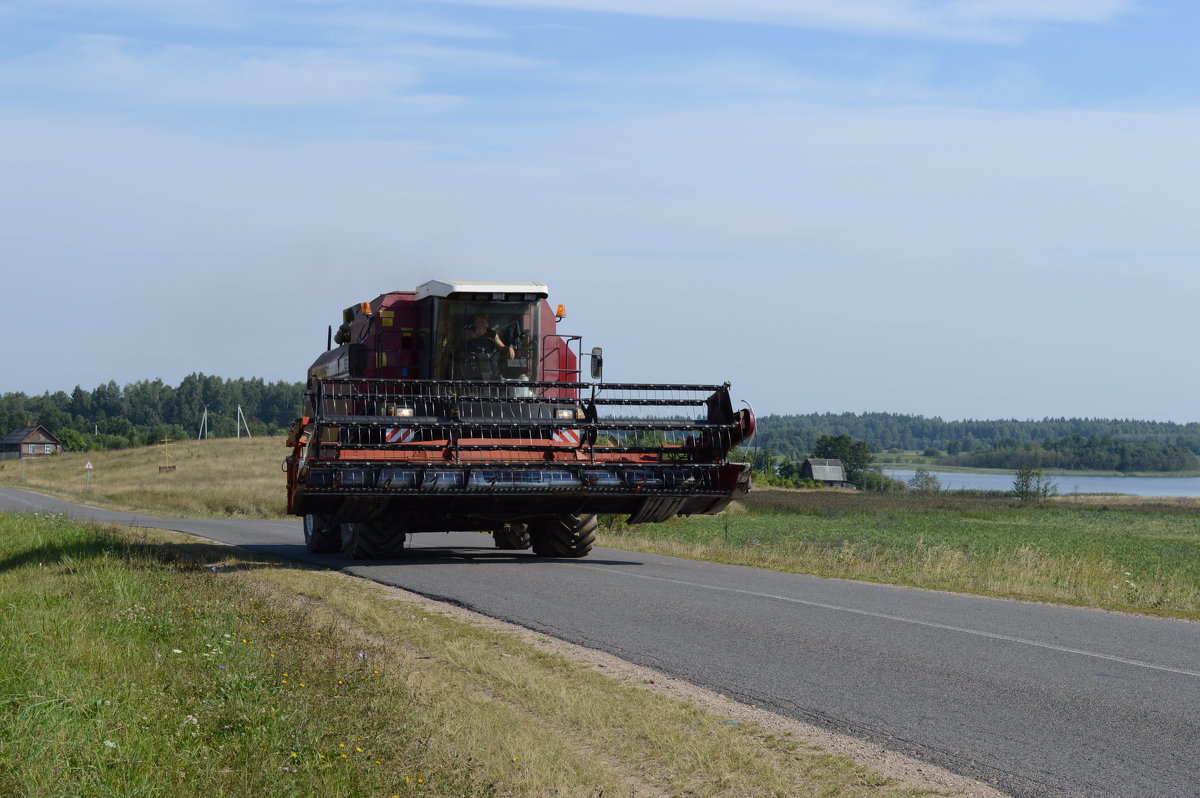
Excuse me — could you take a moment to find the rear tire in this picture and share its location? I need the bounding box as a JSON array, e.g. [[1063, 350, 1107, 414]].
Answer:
[[492, 523, 532, 550], [530, 513, 597, 558], [304, 514, 341, 553], [341, 521, 407, 560]]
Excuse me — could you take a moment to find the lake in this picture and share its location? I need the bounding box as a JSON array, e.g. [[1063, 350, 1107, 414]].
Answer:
[[883, 469, 1200, 498]]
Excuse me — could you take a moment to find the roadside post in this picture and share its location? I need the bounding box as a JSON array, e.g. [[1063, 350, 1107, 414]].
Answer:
[[84, 461, 93, 493], [19, 457, 25, 483]]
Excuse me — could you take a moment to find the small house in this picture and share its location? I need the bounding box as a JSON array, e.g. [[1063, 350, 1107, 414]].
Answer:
[[800, 457, 855, 489], [0, 426, 64, 461]]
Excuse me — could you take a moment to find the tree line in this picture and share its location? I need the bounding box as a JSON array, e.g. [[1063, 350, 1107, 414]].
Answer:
[[940, 435, 1196, 473], [755, 412, 1200, 469], [1, 374, 305, 451]]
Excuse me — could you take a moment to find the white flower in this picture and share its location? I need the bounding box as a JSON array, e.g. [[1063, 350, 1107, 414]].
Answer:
[[172, 649, 183, 654], [104, 740, 117, 749]]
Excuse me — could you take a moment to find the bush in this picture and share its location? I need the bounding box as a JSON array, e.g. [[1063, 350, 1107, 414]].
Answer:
[[907, 468, 941, 494], [859, 469, 906, 493]]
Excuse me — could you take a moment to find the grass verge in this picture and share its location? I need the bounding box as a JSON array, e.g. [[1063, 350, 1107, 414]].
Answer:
[[0, 512, 940, 797]]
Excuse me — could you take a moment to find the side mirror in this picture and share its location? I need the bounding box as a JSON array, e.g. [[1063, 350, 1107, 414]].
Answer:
[[589, 346, 604, 381]]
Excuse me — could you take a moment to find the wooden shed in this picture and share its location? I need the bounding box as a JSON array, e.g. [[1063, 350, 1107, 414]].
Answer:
[[800, 458, 855, 489], [0, 426, 64, 460]]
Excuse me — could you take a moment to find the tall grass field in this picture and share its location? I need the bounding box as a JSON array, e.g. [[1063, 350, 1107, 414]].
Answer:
[[602, 489, 1200, 618]]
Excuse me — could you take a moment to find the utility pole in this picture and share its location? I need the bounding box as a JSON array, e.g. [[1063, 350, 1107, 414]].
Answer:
[[236, 405, 252, 438], [197, 406, 209, 440]]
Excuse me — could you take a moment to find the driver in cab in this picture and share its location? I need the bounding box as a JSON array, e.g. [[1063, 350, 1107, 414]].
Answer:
[[463, 314, 515, 379]]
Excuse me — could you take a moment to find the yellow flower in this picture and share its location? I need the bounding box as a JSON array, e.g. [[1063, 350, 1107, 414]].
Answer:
[[290, 753, 298, 758]]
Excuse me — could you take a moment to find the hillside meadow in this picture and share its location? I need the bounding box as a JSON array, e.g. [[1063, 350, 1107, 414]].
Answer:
[[3, 438, 1199, 617]]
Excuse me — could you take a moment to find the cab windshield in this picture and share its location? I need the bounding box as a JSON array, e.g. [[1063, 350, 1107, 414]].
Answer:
[[431, 298, 540, 381]]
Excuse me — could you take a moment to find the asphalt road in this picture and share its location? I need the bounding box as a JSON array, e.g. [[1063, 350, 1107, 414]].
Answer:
[[3, 485, 1197, 798]]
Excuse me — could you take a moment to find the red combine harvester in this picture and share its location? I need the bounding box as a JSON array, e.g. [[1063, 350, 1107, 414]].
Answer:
[[285, 280, 755, 559]]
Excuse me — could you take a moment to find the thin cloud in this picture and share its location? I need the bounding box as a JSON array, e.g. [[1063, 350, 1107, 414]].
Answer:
[[425, 0, 1135, 40], [0, 34, 539, 113]]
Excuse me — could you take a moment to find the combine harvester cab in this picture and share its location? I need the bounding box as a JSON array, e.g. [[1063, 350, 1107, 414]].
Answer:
[[286, 280, 755, 559]]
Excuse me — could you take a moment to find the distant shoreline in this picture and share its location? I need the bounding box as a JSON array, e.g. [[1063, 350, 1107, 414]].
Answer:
[[875, 461, 1200, 479]]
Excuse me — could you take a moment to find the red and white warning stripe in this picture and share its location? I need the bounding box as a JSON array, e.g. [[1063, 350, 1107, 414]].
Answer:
[[551, 429, 581, 445], [385, 427, 417, 444]]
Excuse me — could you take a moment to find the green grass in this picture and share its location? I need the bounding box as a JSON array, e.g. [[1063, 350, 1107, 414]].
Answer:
[[0, 513, 938, 798], [601, 490, 1200, 618], [0, 513, 472, 797]]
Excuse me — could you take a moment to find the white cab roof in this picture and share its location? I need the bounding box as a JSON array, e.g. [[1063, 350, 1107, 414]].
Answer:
[[416, 280, 549, 300]]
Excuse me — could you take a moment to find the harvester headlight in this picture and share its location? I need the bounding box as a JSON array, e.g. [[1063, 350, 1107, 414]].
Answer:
[[555, 408, 575, 420], [388, 406, 415, 418]]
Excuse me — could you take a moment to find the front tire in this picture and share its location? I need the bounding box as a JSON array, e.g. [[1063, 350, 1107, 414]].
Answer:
[[341, 521, 406, 560], [530, 514, 597, 558], [492, 523, 532, 550], [304, 514, 341, 553]]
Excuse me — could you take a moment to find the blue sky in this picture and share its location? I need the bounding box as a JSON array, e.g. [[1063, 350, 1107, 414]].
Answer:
[[2, 1, 1197, 421]]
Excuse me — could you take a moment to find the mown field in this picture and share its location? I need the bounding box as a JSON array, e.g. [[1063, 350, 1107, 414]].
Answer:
[[0, 437, 288, 518], [4, 439, 1199, 617], [0, 512, 933, 797]]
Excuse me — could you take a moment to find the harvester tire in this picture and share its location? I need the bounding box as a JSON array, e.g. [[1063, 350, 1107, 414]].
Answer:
[[530, 513, 597, 558], [304, 514, 341, 553], [492, 523, 532, 550], [340, 522, 406, 560]]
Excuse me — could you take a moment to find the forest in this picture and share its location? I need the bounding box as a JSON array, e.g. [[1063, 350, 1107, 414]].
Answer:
[[1, 374, 304, 450], [755, 412, 1200, 467]]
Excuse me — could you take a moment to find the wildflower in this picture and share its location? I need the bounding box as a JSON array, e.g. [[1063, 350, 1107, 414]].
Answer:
[[355, 747, 362, 752], [357, 652, 368, 660], [171, 649, 183, 654], [103, 740, 117, 749], [290, 753, 298, 758]]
